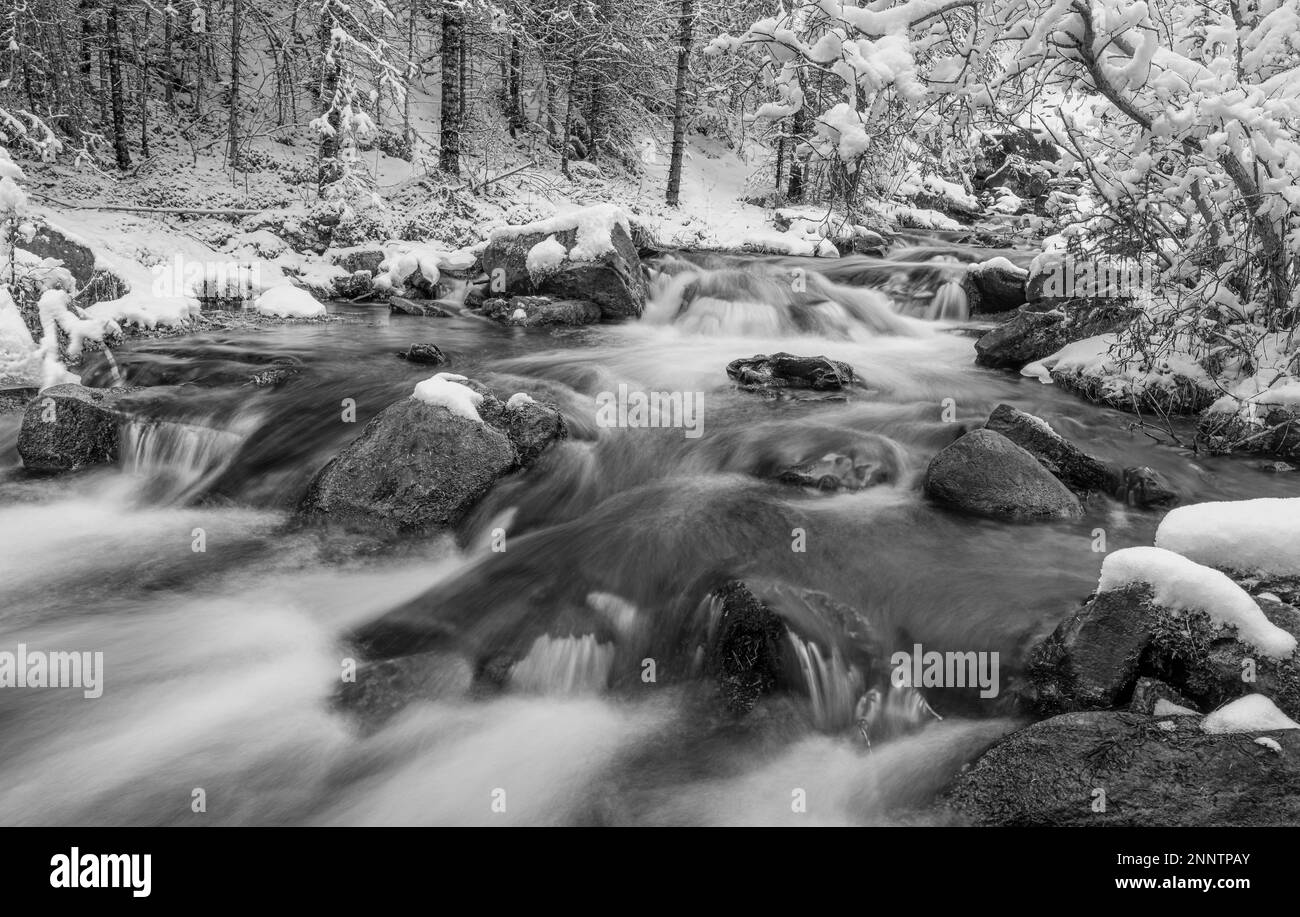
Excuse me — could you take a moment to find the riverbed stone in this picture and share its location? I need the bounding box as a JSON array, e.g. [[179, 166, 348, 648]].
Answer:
[[727, 353, 855, 391], [17, 383, 138, 474], [923, 428, 1083, 519], [946, 710, 1300, 826], [985, 403, 1110, 494]]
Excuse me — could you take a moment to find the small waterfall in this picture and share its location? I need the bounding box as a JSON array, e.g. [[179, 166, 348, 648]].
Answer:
[[509, 634, 615, 696], [855, 684, 943, 744], [121, 416, 252, 504], [787, 633, 865, 731], [927, 281, 969, 320]]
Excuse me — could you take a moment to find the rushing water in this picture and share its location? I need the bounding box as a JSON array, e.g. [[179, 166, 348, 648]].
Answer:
[[2, 243, 1296, 826]]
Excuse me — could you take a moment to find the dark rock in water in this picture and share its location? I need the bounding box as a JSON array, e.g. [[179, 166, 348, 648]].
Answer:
[[335, 650, 474, 728], [17, 383, 138, 474], [298, 378, 567, 534], [946, 710, 1300, 826], [973, 309, 1066, 369], [705, 581, 788, 715], [1027, 584, 1160, 713], [974, 300, 1136, 371], [727, 353, 855, 391], [923, 428, 1083, 520], [1112, 465, 1177, 507], [389, 296, 451, 317], [332, 269, 375, 300], [1129, 676, 1198, 715], [777, 451, 892, 491], [961, 260, 1028, 314], [1026, 582, 1300, 721], [480, 220, 646, 319], [985, 403, 1109, 494], [481, 295, 602, 326], [395, 343, 447, 365], [247, 365, 299, 387]]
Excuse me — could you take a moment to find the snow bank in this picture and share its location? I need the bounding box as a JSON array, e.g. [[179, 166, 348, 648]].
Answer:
[[1022, 332, 1213, 407], [1155, 498, 1300, 577], [490, 204, 630, 263], [0, 286, 41, 385], [921, 174, 979, 212], [1098, 546, 1297, 659], [1202, 695, 1300, 734], [411, 372, 483, 422], [253, 285, 326, 318]]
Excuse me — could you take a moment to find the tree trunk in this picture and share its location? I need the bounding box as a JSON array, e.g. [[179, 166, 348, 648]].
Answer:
[[106, 3, 132, 170], [665, 0, 695, 206], [438, 3, 462, 175], [317, 0, 342, 192], [788, 98, 807, 202], [508, 36, 523, 136], [228, 0, 241, 163]]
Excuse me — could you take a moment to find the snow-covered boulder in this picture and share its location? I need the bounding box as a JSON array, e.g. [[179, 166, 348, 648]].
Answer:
[[17, 383, 138, 474], [923, 428, 1084, 520], [480, 205, 646, 319], [298, 375, 566, 534], [253, 285, 327, 319], [15, 224, 128, 305], [1027, 546, 1300, 719]]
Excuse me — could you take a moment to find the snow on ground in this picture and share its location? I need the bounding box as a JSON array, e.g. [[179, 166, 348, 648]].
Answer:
[[1202, 695, 1300, 734], [1098, 546, 1297, 659], [1021, 332, 1213, 406], [253, 285, 326, 318], [411, 372, 483, 422], [1155, 498, 1300, 576]]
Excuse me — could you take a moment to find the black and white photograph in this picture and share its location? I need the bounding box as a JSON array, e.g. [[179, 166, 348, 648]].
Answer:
[[0, 0, 1296, 876]]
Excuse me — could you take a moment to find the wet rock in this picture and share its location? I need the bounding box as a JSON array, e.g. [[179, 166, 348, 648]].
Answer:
[[923, 428, 1084, 520], [334, 249, 385, 276], [389, 296, 452, 317], [777, 451, 892, 491], [480, 220, 646, 319], [332, 269, 375, 300], [961, 260, 1028, 315], [298, 378, 567, 534], [335, 650, 474, 729], [1026, 582, 1300, 720], [395, 344, 447, 366], [946, 710, 1300, 826], [705, 581, 788, 715], [1129, 676, 1198, 715], [974, 301, 1136, 371], [985, 403, 1110, 494], [480, 295, 602, 326], [0, 386, 39, 413], [1111, 465, 1178, 507], [726, 353, 855, 391], [17, 383, 138, 474]]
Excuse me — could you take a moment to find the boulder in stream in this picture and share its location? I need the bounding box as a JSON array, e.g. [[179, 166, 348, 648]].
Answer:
[[17, 383, 138, 474], [726, 353, 855, 392], [480, 295, 602, 326], [946, 710, 1300, 826], [985, 403, 1110, 494], [960, 258, 1028, 315], [923, 428, 1083, 520], [705, 580, 789, 715], [298, 376, 567, 534]]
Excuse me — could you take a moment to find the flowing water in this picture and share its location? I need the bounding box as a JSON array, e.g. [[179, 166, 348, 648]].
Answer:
[[1, 242, 1295, 826]]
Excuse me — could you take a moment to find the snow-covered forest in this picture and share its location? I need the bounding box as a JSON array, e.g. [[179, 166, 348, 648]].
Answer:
[[2, 0, 1300, 831]]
